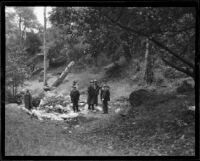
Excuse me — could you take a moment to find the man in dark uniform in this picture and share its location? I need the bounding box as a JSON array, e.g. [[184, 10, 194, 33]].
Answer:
[[100, 84, 110, 114], [70, 86, 80, 112], [87, 80, 95, 111], [94, 79, 100, 106], [24, 89, 33, 110]]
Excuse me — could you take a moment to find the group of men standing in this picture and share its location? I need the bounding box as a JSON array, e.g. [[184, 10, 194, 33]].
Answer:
[[23, 80, 110, 114], [70, 80, 110, 114]]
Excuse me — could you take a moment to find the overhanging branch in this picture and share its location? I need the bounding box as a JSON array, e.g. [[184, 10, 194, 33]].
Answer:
[[102, 11, 195, 69], [162, 58, 194, 78]]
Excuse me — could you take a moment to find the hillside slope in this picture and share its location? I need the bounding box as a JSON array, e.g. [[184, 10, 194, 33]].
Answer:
[[5, 65, 195, 156]]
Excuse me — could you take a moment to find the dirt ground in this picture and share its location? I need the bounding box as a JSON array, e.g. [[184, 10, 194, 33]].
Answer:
[[5, 67, 195, 156], [5, 89, 195, 156]]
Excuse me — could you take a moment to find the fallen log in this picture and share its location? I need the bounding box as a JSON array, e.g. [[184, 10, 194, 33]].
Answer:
[[51, 61, 75, 87]]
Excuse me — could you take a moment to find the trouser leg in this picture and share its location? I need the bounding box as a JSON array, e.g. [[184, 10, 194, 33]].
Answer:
[[103, 101, 108, 113], [72, 103, 76, 112], [75, 102, 79, 112], [95, 96, 98, 106], [91, 104, 94, 110]]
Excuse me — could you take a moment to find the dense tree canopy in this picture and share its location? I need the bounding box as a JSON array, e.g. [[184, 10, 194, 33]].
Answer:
[[5, 6, 196, 97], [49, 7, 195, 78]]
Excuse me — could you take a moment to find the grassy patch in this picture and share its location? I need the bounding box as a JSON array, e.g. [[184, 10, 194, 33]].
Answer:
[[5, 90, 195, 156]]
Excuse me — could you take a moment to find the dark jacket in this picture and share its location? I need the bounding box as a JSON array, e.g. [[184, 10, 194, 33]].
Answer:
[[70, 89, 80, 103], [87, 86, 95, 104], [94, 84, 100, 104], [24, 93, 32, 110], [100, 89, 110, 102]]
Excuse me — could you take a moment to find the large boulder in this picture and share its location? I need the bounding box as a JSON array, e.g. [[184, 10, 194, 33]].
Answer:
[[129, 89, 151, 107], [176, 80, 194, 93]]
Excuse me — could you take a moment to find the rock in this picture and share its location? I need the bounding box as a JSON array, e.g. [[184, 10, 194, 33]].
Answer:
[[79, 102, 86, 106], [176, 80, 194, 93], [39, 99, 46, 107], [115, 108, 121, 113], [176, 94, 187, 98], [96, 106, 102, 111], [59, 113, 71, 119], [188, 106, 195, 111], [45, 91, 56, 98], [84, 104, 88, 110], [75, 125, 80, 128], [108, 145, 113, 149], [129, 89, 150, 107]]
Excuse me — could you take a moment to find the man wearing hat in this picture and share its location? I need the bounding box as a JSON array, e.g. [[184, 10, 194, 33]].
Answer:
[[24, 89, 33, 110], [70, 86, 80, 112], [72, 80, 79, 89], [87, 80, 95, 111], [94, 79, 100, 107], [100, 84, 110, 114]]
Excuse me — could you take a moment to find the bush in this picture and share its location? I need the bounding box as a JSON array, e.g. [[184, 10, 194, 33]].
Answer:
[[164, 67, 187, 79], [5, 89, 22, 104]]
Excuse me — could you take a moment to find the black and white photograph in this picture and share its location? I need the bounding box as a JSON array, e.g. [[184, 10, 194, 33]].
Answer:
[[3, 3, 197, 157]]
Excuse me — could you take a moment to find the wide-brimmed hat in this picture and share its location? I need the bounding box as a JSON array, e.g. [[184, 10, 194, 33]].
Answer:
[[90, 80, 94, 83], [94, 79, 97, 82]]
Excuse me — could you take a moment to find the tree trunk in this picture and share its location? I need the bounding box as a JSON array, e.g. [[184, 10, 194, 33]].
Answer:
[[94, 55, 98, 66], [144, 39, 153, 85], [43, 7, 47, 86], [122, 43, 132, 62], [12, 81, 15, 97], [19, 15, 22, 49], [51, 61, 75, 87]]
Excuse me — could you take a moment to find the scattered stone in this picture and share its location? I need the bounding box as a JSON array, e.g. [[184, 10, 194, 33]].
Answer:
[[188, 106, 195, 111], [115, 108, 121, 113], [176, 94, 187, 98], [108, 145, 113, 149], [180, 135, 185, 140], [75, 125, 80, 128], [96, 106, 102, 111]]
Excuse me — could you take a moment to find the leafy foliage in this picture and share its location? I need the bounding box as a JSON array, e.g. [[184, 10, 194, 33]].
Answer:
[[6, 7, 42, 98], [25, 31, 42, 55], [49, 7, 195, 79]]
